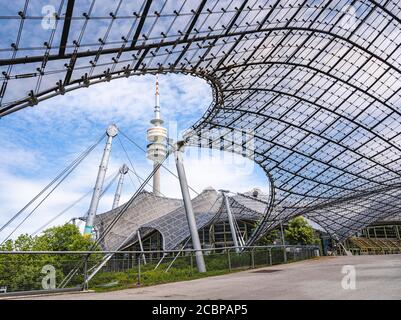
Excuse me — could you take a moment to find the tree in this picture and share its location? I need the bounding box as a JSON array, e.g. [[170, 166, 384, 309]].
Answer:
[[0, 234, 42, 291], [0, 224, 99, 292], [35, 223, 94, 251], [257, 229, 279, 245], [284, 216, 319, 245]]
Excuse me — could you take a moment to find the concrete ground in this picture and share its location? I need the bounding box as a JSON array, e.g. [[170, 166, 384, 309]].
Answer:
[[11, 255, 401, 300]]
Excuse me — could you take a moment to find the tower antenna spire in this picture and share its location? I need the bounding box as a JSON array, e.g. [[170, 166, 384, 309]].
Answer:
[[155, 73, 160, 120]]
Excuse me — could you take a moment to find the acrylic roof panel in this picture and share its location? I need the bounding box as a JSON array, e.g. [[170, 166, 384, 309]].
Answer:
[[2, 1, 401, 242]]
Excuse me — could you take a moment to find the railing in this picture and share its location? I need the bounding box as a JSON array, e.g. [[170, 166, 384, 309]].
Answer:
[[347, 237, 401, 255], [0, 245, 320, 296]]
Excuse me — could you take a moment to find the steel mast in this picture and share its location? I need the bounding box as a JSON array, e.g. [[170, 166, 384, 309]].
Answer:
[[84, 124, 118, 236], [173, 141, 206, 273], [220, 190, 240, 253], [112, 164, 129, 209]]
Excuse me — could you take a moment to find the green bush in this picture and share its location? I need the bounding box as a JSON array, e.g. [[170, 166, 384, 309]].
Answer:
[[0, 224, 100, 292]]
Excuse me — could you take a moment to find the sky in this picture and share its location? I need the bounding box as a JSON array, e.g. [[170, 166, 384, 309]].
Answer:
[[0, 73, 268, 240]]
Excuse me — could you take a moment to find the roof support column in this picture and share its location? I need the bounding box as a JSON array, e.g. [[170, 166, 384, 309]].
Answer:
[[173, 141, 206, 273], [280, 220, 287, 263], [137, 230, 147, 265], [84, 124, 118, 236], [221, 190, 240, 253], [112, 164, 129, 209]]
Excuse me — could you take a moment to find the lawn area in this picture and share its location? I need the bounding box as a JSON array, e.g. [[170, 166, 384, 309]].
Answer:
[[89, 249, 319, 292], [91, 267, 244, 293], [90, 253, 246, 292]]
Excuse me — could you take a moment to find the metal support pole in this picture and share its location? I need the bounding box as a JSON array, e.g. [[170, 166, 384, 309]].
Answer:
[[127, 257, 130, 282], [84, 124, 118, 235], [112, 164, 129, 209], [280, 220, 287, 263], [396, 225, 400, 240], [173, 142, 206, 273], [136, 230, 147, 265], [227, 250, 232, 271], [221, 191, 240, 253], [165, 238, 190, 273], [154, 253, 166, 270], [190, 252, 194, 275], [137, 256, 141, 286], [83, 259, 88, 291]]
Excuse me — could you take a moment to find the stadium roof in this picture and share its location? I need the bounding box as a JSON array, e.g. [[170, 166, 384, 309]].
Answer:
[[2, 1, 401, 242], [95, 188, 267, 251]]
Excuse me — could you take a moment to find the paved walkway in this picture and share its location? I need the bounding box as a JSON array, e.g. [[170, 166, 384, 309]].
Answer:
[[13, 255, 401, 299]]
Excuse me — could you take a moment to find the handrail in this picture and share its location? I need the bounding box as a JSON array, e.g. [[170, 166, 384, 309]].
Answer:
[[0, 244, 319, 255]]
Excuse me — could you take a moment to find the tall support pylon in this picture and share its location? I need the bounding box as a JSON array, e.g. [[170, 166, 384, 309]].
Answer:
[[173, 141, 206, 273], [280, 220, 287, 263], [112, 164, 129, 209], [220, 190, 240, 253], [146, 75, 167, 196], [84, 124, 118, 236], [137, 230, 147, 265]]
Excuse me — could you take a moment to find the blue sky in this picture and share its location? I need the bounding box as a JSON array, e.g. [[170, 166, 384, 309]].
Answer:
[[0, 73, 268, 239]]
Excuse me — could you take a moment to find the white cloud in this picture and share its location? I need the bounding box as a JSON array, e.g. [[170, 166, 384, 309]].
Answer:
[[9, 73, 212, 135]]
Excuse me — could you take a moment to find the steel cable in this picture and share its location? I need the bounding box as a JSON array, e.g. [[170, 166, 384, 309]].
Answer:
[[0, 133, 105, 236], [31, 169, 120, 237]]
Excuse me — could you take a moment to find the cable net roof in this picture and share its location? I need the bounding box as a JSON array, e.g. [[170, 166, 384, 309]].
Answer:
[[96, 187, 268, 251], [2, 0, 401, 242], [94, 191, 183, 250], [142, 188, 221, 250]]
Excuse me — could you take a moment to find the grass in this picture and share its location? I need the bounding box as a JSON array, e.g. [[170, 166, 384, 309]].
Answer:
[[90, 266, 248, 293], [89, 250, 318, 293], [90, 252, 252, 292]]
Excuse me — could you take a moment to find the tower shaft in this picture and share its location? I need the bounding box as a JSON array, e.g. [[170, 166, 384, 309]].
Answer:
[[153, 163, 161, 196]]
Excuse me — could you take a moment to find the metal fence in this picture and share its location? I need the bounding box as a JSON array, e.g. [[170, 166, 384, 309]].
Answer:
[[0, 245, 320, 296]]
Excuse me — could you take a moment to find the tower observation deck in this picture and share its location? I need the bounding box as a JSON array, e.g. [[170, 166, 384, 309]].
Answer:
[[146, 76, 167, 196]]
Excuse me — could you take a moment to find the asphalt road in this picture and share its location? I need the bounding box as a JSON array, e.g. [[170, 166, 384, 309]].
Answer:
[[11, 255, 401, 300]]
